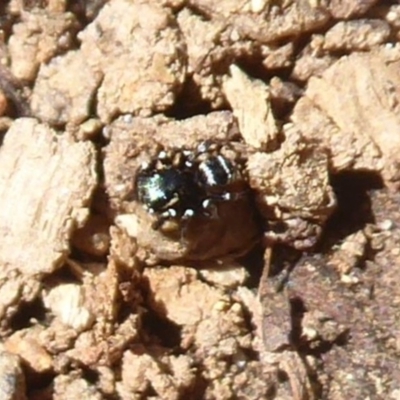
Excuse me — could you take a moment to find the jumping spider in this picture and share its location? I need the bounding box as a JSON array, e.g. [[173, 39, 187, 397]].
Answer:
[[135, 141, 248, 230]]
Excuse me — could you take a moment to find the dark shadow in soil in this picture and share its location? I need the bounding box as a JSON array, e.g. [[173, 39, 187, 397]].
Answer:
[[9, 296, 48, 331], [68, 0, 108, 24], [269, 244, 302, 278], [140, 274, 183, 350], [165, 76, 214, 120], [141, 309, 182, 349], [0, 65, 31, 118], [0, 4, 14, 37], [237, 242, 265, 288], [289, 293, 350, 354], [317, 170, 384, 252], [25, 372, 56, 400]]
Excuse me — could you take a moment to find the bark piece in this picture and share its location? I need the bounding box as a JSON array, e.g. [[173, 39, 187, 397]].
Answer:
[[247, 127, 336, 249], [261, 42, 294, 70], [31, 0, 186, 125], [5, 332, 53, 374], [31, 51, 102, 125], [189, 0, 330, 44], [323, 20, 390, 51], [329, 0, 378, 19], [79, 0, 187, 122], [144, 266, 229, 327], [223, 64, 279, 151], [291, 39, 336, 82], [292, 46, 400, 185], [177, 8, 258, 109], [9, 10, 78, 81], [0, 118, 96, 326]]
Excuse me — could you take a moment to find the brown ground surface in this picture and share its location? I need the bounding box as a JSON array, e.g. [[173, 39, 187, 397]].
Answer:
[[0, 0, 400, 399]]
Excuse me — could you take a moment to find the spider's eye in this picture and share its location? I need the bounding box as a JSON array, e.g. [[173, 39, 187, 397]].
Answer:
[[197, 155, 236, 187]]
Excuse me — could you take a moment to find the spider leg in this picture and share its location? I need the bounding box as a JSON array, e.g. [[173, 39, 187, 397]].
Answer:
[[202, 198, 219, 219], [151, 207, 180, 230]]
